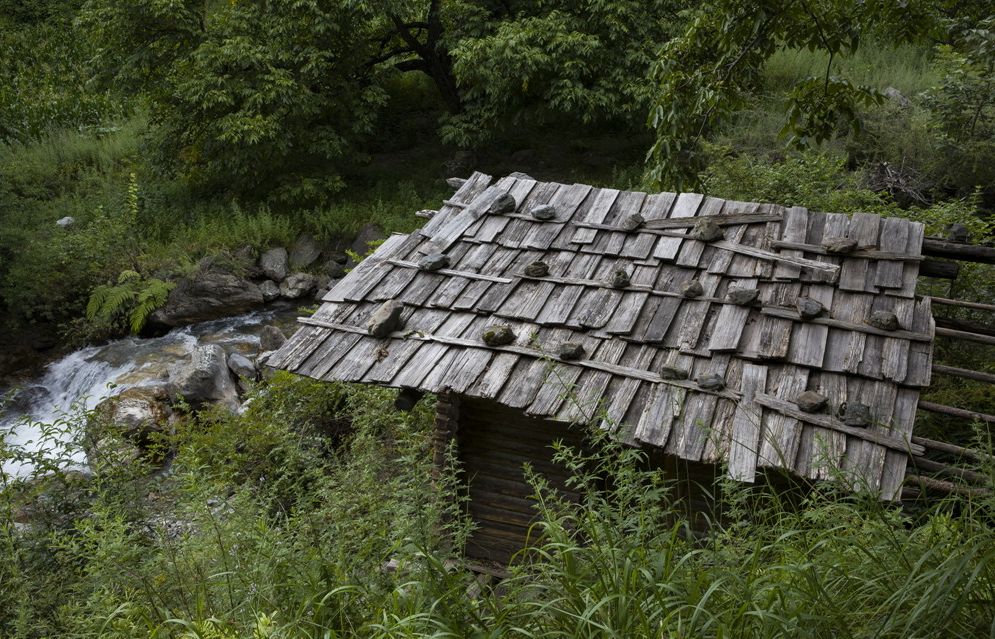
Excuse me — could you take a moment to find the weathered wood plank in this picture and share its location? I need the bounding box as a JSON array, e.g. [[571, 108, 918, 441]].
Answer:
[[727, 362, 769, 482], [633, 382, 685, 448], [757, 366, 810, 469], [773, 207, 809, 280], [874, 217, 910, 289], [571, 188, 621, 244], [653, 192, 704, 261]]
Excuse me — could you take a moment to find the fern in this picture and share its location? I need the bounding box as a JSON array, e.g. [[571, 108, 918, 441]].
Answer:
[[85, 272, 174, 334]]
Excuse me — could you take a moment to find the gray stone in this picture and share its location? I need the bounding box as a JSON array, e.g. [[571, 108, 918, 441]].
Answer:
[[260, 247, 289, 282], [795, 297, 825, 320], [946, 223, 970, 243], [690, 218, 724, 242], [524, 261, 549, 278], [482, 324, 515, 346], [289, 233, 322, 270], [227, 352, 256, 380], [660, 365, 689, 381], [557, 342, 585, 361], [258, 325, 286, 351], [259, 280, 280, 302], [726, 287, 760, 306], [279, 272, 317, 299], [621, 213, 644, 232], [610, 270, 630, 289], [446, 177, 467, 190], [883, 86, 911, 109], [681, 280, 704, 298], [323, 259, 347, 280], [487, 192, 517, 215], [866, 310, 901, 331], [530, 204, 557, 221], [824, 238, 858, 254], [168, 344, 239, 410], [697, 373, 725, 390], [149, 270, 264, 328], [507, 171, 536, 180], [350, 223, 385, 257], [56, 216, 75, 228], [839, 402, 872, 427], [367, 300, 404, 338], [795, 390, 828, 413], [418, 253, 450, 272]]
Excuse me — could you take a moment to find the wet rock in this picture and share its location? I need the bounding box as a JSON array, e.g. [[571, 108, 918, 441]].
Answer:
[[697, 373, 725, 390], [530, 204, 557, 221], [418, 253, 450, 272], [447, 177, 467, 190], [866, 310, 901, 331], [280, 273, 317, 299], [690, 218, 724, 242], [795, 390, 828, 413], [488, 192, 517, 215], [260, 247, 289, 282], [227, 352, 256, 380], [681, 279, 704, 298], [946, 223, 970, 243], [89, 387, 173, 469], [168, 344, 239, 410], [824, 238, 858, 254], [839, 402, 872, 427], [259, 280, 280, 302], [621, 213, 644, 231], [524, 261, 550, 278], [367, 300, 404, 338], [289, 233, 322, 270], [557, 342, 585, 361], [56, 216, 75, 228], [726, 287, 760, 306], [660, 365, 689, 381], [149, 269, 264, 328], [482, 324, 515, 346], [610, 270, 631, 289], [795, 297, 825, 320], [259, 325, 286, 351]]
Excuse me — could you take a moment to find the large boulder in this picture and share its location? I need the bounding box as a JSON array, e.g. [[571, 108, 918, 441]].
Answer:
[[259, 325, 286, 351], [168, 344, 239, 410], [260, 247, 289, 282], [350, 223, 385, 258], [88, 387, 172, 469], [149, 269, 264, 329], [280, 273, 316, 299], [259, 280, 280, 302], [289, 233, 322, 270], [227, 352, 256, 380]]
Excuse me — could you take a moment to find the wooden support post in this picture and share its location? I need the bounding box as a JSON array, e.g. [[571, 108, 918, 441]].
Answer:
[[917, 400, 995, 423], [922, 238, 995, 265], [931, 364, 995, 385]]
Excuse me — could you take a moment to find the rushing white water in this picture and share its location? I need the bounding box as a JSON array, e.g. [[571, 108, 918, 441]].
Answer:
[[1, 307, 297, 478]]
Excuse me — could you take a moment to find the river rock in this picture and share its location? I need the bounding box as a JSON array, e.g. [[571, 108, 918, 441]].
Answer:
[[280, 273, 317, 299], [795, 390, 828, 413], [447, 177, 467, 190], [681, 280, 704, 298], [697, 373, 725, 390], [796, 297, 825, 320], [530, 204, 557, 221], [56, 216, 75, 228], [840, 402, 872, 427], [866, 311, 901, 331], [259, 280, 280, 302], [508, 171, 536, 180], [524, 261, 549, 278], [227, 352, 256, 380], [88, 387, 172, 469], [418, 253, 450, 271], [168, 344, 239, 410], [660, 365, 689, 380], [259, 325, 286, 351], [367, 300, 404, 338], [260, 248, 289, 282], [621, 213, 644, 231], [324, 259, 347, 280], [727, 287, 759, 306], [482, 324, 515, 346], [557, 342, 585, 361], [488, 192, 517, 215], [824, 238, 858, 254], [289, 233, 322, 270], [351, 223, 385, 257], [610, 270, 631, 289], [690, 218, 724, 242], [149, 269, 264, 328]]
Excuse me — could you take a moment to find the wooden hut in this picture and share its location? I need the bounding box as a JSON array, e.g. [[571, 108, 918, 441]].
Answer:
[[269, 171, 993, 563]]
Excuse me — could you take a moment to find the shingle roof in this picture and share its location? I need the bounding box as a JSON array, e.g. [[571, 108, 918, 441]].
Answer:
[[268, 171, 934, 500]]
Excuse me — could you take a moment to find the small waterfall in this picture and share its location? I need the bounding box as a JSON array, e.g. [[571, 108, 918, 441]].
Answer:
[[1, 306, 298, 478]]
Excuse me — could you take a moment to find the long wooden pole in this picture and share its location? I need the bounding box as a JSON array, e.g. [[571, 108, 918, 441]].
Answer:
[[917, 400, 995, 423], [929, 296, 995, 313], [912, 435, 995, 464], [922, 238, 995, 265], [910, 456, 991, 486], [935, 327, 995, 346], [905, 473, 991, 496], [932, 364, 995, 385]]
